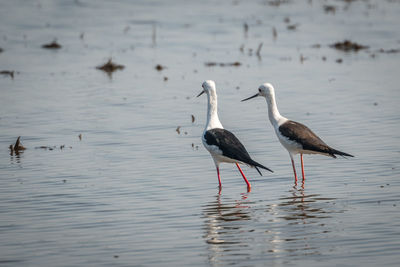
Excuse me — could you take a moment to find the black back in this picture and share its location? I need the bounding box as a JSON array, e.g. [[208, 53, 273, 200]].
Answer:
[[279, 120, 354, 158], [204, 128, 273, 172], [204, 128, 251, 162], [279, 120, 333, 155]]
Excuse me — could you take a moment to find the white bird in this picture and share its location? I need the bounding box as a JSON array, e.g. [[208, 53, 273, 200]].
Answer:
[[197, 80, 273, 191], [242, 83, 353, 185]]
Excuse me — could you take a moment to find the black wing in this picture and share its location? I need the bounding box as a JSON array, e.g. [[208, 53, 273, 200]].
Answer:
[[204, 128, 273, 172], [279, 121, 353, 158]]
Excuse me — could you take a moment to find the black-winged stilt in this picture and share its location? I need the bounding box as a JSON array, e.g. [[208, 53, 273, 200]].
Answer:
[[198, 80, 273, 191], [242, 83, 353, 185]]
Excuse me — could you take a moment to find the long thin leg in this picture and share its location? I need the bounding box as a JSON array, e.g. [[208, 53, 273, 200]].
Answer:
[[216, 166, 222, 188], [235, 163, 251, 191], [290, 154, 298, 184], [300, 154, 305, 182]]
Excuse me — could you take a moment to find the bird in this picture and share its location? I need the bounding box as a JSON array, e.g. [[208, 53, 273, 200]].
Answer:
[[197, 80, 273, 191], [242, 82, 353, 185]]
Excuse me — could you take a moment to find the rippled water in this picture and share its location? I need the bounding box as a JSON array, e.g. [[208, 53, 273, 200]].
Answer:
[[1, 0, 400, 266]]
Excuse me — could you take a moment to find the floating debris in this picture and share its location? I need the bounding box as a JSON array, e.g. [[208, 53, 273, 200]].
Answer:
[[336, 58, 343, 63], [300, 54, 306, 64], [0, 47, 3, 53], [268, 0, 290, 7], [239, 44, 245, 53], [373, 102, 378, 106], [272, 27, 277, 39], [378, 48, 400, 54], [155, 64, 165, 71], [9, 136, 26, 154], [311, 44, 321, 48], [287, 24, 299, 31], [152, 23, 157, 46], [0, 70, 14, 79], [96, 58, 125, 74], [80, 32, 85, 40], [256, 43, 263, 58], [330, 40, 368, 52], [176, 126, 181, 134], [35, 145, 71, 150], [204, 62, 241, 67], [284, 17, 290, 23], [191, 115, 195, 123], [163, 76, 168, 81], [243, 23, 249, 38], [322, 56, 327, 61], [191, 143, 199, 150], [123, 26, 130, 34], [42, 40, 62, 49], [324, 5, 336, 14], [78, 133, 82, 141]]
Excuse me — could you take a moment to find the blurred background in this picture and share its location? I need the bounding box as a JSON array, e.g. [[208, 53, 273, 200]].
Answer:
[[1, 0, 399, 266]]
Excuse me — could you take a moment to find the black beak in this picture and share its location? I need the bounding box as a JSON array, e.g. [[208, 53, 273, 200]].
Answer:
[[197, 90, 205, 97], [241, 93, 260, 102]]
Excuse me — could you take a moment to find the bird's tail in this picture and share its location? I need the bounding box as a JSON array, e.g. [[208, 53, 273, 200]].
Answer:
[[249, 160, 273, 176], [329, 148, 354, 158]]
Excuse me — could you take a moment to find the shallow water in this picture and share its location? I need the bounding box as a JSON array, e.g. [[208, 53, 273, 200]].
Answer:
[[1, 0, 400, 266]]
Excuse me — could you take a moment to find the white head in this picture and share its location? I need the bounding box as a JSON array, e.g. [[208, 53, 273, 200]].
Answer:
[[241, 82, 275, 102], [197, 80, 217, 97]]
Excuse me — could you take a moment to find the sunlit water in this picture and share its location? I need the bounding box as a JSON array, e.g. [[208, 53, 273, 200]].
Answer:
[[1, 0, 400, 266]]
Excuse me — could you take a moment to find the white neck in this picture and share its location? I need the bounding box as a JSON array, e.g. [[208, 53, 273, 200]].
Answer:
[[266, 91, 287, 127], [204, 90, 223, 131]]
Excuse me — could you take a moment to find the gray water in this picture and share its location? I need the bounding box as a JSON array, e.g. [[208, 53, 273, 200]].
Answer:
[[1, 0, 400, 266]]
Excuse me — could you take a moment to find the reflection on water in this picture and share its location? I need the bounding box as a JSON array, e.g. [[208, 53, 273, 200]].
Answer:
[[265, 186, 340, 259], [202, 193, 252, 265], [276, 186, 337, 222], [203, 187, 342, 265]]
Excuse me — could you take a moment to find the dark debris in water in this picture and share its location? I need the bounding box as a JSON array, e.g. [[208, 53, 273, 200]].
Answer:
[[176, 126, 181, 134], [0, 47, 3, 53], [9, 136, 26, 155], [378, 48, 400, 54], [35, 145, 72, 150], [42, 40, 62, 49], [268, 0, 290, 7], [330, 40, 368, 52], [324, 5, 336, 14], [155, 64, 165, 71], [96, 59, 125, 74], [287, 24, 299, 31], [272, 27, 277, 39], [191, 115, 195, 123], [204, 61, 241, 67], [336, 58, 343, 63], [0, 70, 15, 79]]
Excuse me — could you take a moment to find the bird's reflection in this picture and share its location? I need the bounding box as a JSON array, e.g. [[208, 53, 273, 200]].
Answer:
[[202, 193, 252, 266], [202, 185, 341, 264], [265, 185, 338, 258]]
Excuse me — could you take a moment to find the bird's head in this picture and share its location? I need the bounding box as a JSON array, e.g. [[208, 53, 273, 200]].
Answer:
[[242, 83, 275, 102], [197, 80, 216, 97]]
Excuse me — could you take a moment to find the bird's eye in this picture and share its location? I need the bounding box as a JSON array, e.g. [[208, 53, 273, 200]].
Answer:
[[258, 88, 261, 92]]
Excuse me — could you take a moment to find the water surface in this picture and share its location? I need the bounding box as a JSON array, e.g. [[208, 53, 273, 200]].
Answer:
[[1, 0, 400, 266]]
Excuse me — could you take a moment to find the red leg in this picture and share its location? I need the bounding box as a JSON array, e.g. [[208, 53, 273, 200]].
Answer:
[[235, 163, 251, 191], [290, 156, 298, 184], [216, 167, 222, 188], [300, 154, 305, 182]]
